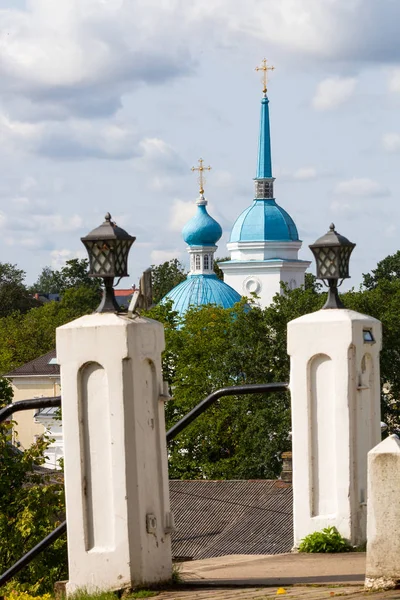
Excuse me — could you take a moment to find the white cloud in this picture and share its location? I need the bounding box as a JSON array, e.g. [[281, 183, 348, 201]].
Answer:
[[135, 138, 187, 174], [0, 0, 195, 121], [0, 114, 141, 160], [388, 68, 400, 94], [293, 167, 318, 180], [334, 178, 389, 197], [1, 0, 400, 127], [150, 249, 183, 264], [50, 248, 86, 269], [169, 199, 196, 232], [312, 76, 357, 111], [382, 133, 400, 153]]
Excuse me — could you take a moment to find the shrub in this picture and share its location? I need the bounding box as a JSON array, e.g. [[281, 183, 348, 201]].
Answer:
[[298, 527, 350, 553]]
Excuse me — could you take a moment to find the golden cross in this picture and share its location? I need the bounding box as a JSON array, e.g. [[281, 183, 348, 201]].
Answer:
[[255, 58, 275, 95], [191, 158, 212, 194]]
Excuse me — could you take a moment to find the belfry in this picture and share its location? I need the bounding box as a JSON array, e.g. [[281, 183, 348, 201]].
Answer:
[[220, 60, 310, 307]]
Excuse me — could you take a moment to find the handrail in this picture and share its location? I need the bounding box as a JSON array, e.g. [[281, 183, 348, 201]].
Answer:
[[0, 396, 61, 423], [166, 382, 289, 442], [0, 383, 289, 588]]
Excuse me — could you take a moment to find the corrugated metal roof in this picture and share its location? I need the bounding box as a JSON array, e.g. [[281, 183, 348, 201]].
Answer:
[[6, 350, 59, 377], [170, 480, 293, 560]]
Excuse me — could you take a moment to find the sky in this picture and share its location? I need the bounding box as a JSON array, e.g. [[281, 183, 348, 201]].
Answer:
[[0, 0, 400, 289]]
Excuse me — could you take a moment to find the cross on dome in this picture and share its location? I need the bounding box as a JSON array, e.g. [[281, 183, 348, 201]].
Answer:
[[255, 58, 275, 96], [191, 158, 212, 195]]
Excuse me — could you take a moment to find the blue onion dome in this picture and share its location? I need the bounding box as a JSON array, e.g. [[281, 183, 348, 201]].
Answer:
[[162, 274, 241, 318], [182, 195, 223, 246], [230, 199, 299, 243]]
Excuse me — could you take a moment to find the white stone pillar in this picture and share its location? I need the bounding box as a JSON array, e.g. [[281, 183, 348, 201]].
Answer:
[[365, 435, 400, 591], [56, 313, 173, 594], [287, 309, 381, 548]]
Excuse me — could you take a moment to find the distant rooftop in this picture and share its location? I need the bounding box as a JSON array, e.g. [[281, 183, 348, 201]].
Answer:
[[6, 350, 59, 378]]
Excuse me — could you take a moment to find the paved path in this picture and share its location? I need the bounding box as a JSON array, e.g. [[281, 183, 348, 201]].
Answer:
[[152, 553, 400, 599], [178, 553, 367, 586], [156, 586, 400, 599]]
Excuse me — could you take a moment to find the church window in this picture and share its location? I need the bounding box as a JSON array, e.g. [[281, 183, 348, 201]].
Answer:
[[195, 255, 201, 270], [204, 254, 209, 270]]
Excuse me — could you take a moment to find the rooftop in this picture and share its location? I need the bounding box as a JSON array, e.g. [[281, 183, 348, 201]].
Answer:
[[6, 350, 59, 378]]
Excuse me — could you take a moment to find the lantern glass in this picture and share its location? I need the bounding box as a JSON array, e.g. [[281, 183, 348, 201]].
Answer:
[[313, 246, 340, 280]]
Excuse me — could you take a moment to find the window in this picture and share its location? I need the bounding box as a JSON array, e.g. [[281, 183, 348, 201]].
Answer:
[[363, 329, 375, 344], [195, 255, 201, 270], [204, 254, 209, 270]]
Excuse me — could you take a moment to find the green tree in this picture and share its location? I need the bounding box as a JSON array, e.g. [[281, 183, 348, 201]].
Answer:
[[0, 387, 67, 593], [151, 259, 187, 304], [32, 259, 101, 294], [147, 281, 324, 480], [0, 377, 13, 406], [0, 263, 40, 318], [362, 250, 400, 290], [0, 286, 100, 375], [214, 257, 229, 281]]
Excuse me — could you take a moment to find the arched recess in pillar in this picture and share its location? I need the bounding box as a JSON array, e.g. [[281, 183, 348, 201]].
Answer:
[[307, 353, 336, 518], [79, 361, 114, 552], [354, 352, 375, 504]]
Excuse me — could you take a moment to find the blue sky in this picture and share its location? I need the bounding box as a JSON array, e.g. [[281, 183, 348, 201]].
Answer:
[[0, 0, 400, 289]]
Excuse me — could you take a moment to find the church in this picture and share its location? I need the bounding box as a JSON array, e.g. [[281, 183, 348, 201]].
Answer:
[[162, 60, 310, 315]]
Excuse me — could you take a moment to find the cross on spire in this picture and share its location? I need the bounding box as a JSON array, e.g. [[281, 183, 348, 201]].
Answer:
[[255, 58, 275, 96], [191, 158, 212, 195]]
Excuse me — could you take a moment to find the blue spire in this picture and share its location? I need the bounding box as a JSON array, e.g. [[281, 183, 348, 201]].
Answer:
[[256, 96, 272, 179]]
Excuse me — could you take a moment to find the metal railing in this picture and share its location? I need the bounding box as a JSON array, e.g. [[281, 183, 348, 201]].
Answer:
[[0, 382, 289, 588]]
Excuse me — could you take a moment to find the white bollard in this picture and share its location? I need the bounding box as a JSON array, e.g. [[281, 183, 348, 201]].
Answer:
[[57, 313, 173, 594], [365, 434, 400, 590], [287, 308, 381, 547]]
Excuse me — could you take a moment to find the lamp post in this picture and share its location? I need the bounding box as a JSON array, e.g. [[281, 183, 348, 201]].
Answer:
[[81, 213, 135, 313], [309, 223, 355, 309]]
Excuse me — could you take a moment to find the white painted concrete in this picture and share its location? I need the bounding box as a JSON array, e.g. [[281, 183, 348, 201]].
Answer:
[[287, 309, 382, 547], [220, 240, 310, 308], [365, 435, 400, 590], [57, 313, 172, 594]]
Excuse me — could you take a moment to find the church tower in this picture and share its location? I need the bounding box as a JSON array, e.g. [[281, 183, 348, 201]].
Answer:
[[161, 159, 241, 318], [220, 60, 310, 307]]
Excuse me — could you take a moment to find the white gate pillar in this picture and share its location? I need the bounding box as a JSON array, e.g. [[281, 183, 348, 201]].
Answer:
[[287, 309, 381, 547], [365, 435, 400, 590], [57, 313, 173, 594]]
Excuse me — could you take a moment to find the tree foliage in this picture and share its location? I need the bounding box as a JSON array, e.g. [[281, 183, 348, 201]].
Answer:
[[147, 283, 324, 480], [0, 263, 41, 318], [0, 287, 100, 375], [362, 250, 400, 290], [32, 259, 101, 294], [151, 259, 187, 304], [145, 259, 400, 479], [0, 388, 67, 593]]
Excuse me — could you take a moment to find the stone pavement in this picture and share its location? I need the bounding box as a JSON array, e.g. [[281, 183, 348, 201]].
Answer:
[[152, 553, 400, 599], [178, 553, 367, 586], [156, 588, 400, 600]]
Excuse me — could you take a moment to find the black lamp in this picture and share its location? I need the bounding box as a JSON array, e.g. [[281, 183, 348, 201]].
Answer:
[[81, 213, 136, 313], [309, 223, 355, 309]]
